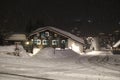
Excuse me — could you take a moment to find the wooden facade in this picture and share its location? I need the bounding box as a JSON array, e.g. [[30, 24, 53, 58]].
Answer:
[[28, 26, 85, 54], [29, 30, 68, 49]]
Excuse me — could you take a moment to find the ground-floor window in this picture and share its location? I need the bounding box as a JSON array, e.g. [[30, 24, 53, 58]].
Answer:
[[61, 40, 66, 44], [52, 40, 57, 45], [61, 40, 66, 49], [30, 37, 68, 48], [33, 40, 37, 44], [37, 39, 41, 45], [42, 39, 48, 45]]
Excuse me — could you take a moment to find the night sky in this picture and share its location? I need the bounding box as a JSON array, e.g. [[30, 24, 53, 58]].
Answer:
[[0, 0, 120, 34]]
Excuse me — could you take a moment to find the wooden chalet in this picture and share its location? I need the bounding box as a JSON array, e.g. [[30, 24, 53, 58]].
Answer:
[[28, 26, 85, 54]]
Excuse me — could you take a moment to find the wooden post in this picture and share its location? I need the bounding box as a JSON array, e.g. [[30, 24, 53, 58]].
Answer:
[[15, 42, 19, 56]]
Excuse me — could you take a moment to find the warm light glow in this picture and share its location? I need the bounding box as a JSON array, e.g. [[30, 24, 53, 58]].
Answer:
[[25, 41, 29, 45], [71, 43, 80, 53], [113, 40, 120, 48], [31, 39, 33, 41]]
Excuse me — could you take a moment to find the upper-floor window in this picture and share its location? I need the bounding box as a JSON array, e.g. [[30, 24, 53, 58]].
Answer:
[[45, 32, 49, 37], [33, 40, 37, 44], [41, 32, 45, 38]]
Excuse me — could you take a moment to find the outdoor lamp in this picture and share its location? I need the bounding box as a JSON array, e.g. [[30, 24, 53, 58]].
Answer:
[[25, 41, 30, 45]]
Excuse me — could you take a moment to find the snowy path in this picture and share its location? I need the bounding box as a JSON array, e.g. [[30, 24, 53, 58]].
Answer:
[[78, 55, 120, 79], [0, 49, 120, 80]]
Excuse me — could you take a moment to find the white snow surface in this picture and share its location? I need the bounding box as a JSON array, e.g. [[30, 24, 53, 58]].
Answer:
[[86, 50, 113, 55], [34, 47, 80, 59], [113, 40, 120, 47], [0, 45, 29, 57], [0, 46, 120, 80]]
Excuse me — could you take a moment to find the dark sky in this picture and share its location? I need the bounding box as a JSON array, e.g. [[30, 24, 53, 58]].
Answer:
[[0, 0, 120, 34]]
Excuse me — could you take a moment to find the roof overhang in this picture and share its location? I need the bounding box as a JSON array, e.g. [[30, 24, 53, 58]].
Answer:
[[29, 26, 85, 45]]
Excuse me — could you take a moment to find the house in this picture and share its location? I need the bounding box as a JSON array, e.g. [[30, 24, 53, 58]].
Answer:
[[28, 26, 85, 54]]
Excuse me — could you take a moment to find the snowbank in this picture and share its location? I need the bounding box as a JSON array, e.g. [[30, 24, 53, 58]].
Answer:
[[86, 50, 113, 55], [0, 45, 16, 53], [0, 45, 29, 57], [34, 47, 80, 59]]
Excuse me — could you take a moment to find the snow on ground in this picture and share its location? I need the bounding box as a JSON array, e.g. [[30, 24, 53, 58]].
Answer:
[[0, 46, 120, 80], [0, 45, 29, 57], [34, 47, 80, 59], [86, 50, 113, 55], [113, 40, 120, 47]]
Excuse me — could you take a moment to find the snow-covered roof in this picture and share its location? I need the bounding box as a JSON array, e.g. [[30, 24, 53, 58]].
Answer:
[[29, 26, 84, 44], [5, 34, 27, 41], [113, 40, 120, 48]]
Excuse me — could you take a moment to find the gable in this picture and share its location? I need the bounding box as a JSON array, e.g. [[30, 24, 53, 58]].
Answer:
[[29, 26, 85, 45]]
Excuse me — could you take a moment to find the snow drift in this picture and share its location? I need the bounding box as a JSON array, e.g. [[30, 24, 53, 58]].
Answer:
[[86, 50, 113, 55], [34, 47, 80, 59], [0, 45, 29, 57]]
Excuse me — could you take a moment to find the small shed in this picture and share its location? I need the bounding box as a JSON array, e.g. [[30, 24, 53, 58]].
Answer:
[[5, 34, 27, 45]]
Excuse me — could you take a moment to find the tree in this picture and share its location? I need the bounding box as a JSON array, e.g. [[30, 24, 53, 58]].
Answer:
[[87, 37, 100, 51]]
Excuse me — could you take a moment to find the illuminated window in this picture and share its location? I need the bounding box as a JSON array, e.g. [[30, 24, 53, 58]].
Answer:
[[45, 32, 49, 37], [52, 40, 57, 45], [61, 40, 66, 49], [37, 39, 41, 45], [42, 40, 48, 45], [33, 36, 38, 44], [31, 39, 33, 41], [33, 40, 37, 44], [61, 40, 65, 44]]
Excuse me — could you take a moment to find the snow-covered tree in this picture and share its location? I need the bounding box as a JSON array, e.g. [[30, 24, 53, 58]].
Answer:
[[86, 37, 100, 51]]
